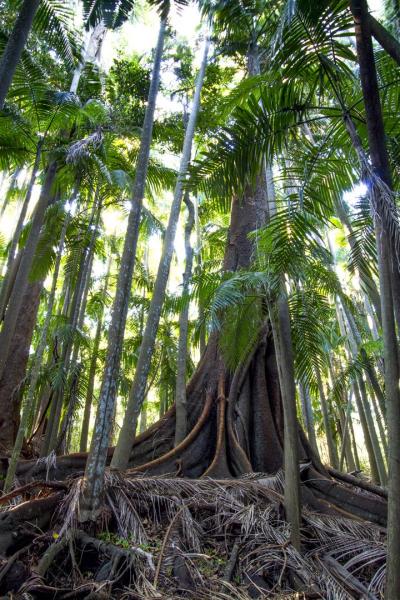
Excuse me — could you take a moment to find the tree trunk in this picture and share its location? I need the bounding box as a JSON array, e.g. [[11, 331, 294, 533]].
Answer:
[[0, 281, 41, 454], [0, 141, 42, 320], [270, 290, 301, 549], [350, 4, 400, 593], [358, 375, 387, 484], [334, 197, 382, 324], [0, 161, 57, 382], [111, 36, 210, 472], [79, 259, 111, 453], [174, 193, 195, 446], [315, 365, 339, 468], [55, 200, 100, 453], [0, 0, 41, 109], [352, 380, 380, 483], [369, 13, 400, 66], [338, 392, 355, 472], [3, 212, 69, 491], [80, 19, 167, 519], [194, 196, 206, 355], [299, 382, 319, 457]]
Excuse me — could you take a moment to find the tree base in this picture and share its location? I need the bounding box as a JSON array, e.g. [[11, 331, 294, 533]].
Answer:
[[0, 473, 387, 599]]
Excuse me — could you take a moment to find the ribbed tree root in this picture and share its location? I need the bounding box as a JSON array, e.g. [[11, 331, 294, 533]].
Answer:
[[0, 473, 388, 599]]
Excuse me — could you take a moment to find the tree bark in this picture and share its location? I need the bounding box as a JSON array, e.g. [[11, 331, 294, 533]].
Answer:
[[3, 212, 69, 491], [0, 281, 42, 454], [174, 193, 195, 446], [0, 161, 57, 382], [0, 0, 41, 109], [270, 290, 301, 549]]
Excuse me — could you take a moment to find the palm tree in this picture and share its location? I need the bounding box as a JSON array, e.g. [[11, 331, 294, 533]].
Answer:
[[349, 1, 400, 595], [80, 2, 173, 519], [110, 33, 210, 471]]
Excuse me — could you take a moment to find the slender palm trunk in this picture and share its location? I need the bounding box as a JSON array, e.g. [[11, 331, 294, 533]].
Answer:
[[111, 36, 210, 471], [139, 403, 147, 434], [47, 198, 98, 454], [55, 203, 100, 453], [0, 140, 43, 320], [174, 193, 195, 446], [3, 212, 69, 492], [299, 382, 319, 456], [334, 198, 382, 323], [0, 161, 57, 381], [79, 259, 111, 453], [315, 365, 339, 468], [0, 168, 21, 220], [338, 400, 356, 472], [80, 20, 167, 519], [358, 376, 387, 485], [336, 298, 387, 481], [0, 0, 41, 109], [338, 392, 354, 471], [194, 196, 206, 355], [352, 380, 380, 483], [349, 416, 361, 471], [270, 291, 301, 550], [349, 31, 400, 599]]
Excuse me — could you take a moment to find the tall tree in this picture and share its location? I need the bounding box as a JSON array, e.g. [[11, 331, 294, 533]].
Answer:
[[80, 17, 167, 519], [111, 34, 210, 470], [350, 1, 400, 596]]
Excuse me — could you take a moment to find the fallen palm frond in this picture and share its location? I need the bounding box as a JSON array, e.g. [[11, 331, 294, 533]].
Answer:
[[0, 473, 387, 599]]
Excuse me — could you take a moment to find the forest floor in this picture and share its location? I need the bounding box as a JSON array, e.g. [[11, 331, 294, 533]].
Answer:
[[0, 472, 386, 599]]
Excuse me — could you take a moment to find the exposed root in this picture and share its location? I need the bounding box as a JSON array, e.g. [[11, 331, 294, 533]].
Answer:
[[0, 473, 387, 598]]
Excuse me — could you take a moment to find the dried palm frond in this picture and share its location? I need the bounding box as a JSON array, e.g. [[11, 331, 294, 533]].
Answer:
[[49, 473, 387, 599]]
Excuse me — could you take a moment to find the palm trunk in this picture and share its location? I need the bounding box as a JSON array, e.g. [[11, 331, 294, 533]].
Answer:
[[174, 193, 195, 446], [337, 298, 388, 482], [270, 290, 301, 550], [44, 234, 88, 455], [315, 365, 339, 468], [55, 202, 100, 453], [299, 382, 319, 457], [358, 375, 387, 485], [0, 140, 43, 320], [111, 36, 210, 471], [139, 403, 148, 434], [338, 401, 356, 473], [338, 392, 354, 471], [79, 258, 111, 453], [349, 416, 361, 472], [194, 196, 206, 355], [80, 19, 167, 520], [0, 161, 57, 381], [334, 197, 382, 324], [352, 381, 380, 483], [369, 13, 400, 65], [3, 212, 69, 492], [349, 18, 400, 589], [47, 197, 98, 455], [0, 0, 41, 109], [0, 168, 21, 220]]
